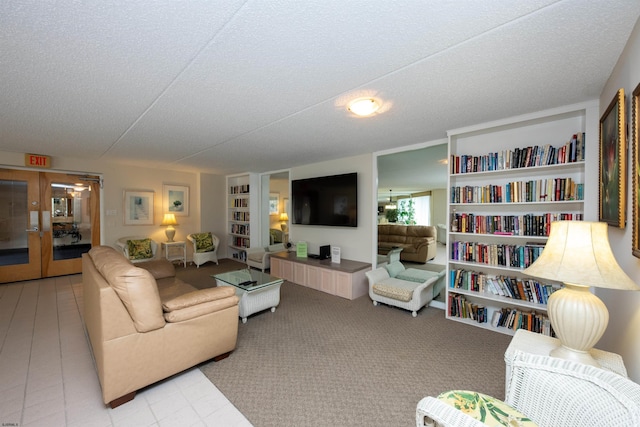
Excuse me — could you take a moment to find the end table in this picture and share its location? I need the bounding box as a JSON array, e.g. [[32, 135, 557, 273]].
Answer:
[[161, 241, 186, 268]]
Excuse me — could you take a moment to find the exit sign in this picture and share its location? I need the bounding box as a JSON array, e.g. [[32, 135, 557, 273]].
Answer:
[[25, 153, 51, 168]]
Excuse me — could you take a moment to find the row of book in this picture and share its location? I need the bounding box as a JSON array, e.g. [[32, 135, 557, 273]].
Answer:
[[231, 237, 250, 248], [230, 224, 249, 236], [229, 184, 250, 194], [450, 177, 583, 204], [449, 269, 559, 304], [230, 211, 250, 222], [232, 251, 247, 262], [491, 306, 555, 336], [450, 241, 545, 268], [451, 212, 583, 236], [448, 293, 555, 336], [230, 198, 249, 208], [450, 133, 585, 174]]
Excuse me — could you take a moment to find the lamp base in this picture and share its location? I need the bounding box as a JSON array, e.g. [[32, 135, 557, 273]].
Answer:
[[281, 223, 288, 233], [547, 283, 609, 368], [549, 345, 599, 367], [165, 227, 176, 243]]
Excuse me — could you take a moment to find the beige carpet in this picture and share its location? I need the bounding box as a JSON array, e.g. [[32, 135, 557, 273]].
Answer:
[[183, 261, 512, 427]]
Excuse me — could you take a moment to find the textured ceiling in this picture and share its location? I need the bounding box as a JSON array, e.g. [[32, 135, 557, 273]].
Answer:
[[1, 1, 638, 182]]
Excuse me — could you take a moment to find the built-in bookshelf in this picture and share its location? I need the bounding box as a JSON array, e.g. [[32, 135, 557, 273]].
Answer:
[[446, 103, 591, 336], [226, 173, 259, 262]]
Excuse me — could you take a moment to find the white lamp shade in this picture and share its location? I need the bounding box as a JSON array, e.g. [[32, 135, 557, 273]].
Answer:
[[524, 221, 639, 291]]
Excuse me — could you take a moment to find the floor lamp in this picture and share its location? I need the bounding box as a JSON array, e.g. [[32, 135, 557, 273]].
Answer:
[[523, 221, 640, 367]]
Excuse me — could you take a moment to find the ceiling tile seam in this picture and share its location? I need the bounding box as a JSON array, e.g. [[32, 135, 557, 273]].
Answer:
[[171, 0, 569, 166], [98, 0, 253, 159]]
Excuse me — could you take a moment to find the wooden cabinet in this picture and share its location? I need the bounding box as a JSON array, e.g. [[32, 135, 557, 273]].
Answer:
[[446, 102, 595, 336], [270, 252, 371, 300]]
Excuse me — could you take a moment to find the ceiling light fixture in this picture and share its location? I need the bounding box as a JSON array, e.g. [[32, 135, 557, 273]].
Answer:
[[385, 189, 397, 210], [348, 97, 381, 117]]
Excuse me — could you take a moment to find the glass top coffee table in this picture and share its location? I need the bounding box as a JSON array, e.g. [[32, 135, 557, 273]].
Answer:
[[212, 269, 283, 323]]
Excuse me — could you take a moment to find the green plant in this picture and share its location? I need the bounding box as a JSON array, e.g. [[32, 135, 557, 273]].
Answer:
[[385, 207, 398, 222], [398, 198, 416, 224]]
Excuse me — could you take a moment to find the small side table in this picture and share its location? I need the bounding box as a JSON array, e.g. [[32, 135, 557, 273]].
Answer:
[[504, 329, 627, 395], [161, 241, 186, 268]]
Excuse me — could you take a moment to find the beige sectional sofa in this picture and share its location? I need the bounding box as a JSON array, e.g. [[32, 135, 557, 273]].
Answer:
[[377, 224, 437, 263], [82, 246, 239, 407]]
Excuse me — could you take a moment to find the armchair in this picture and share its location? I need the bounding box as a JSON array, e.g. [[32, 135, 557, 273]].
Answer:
[[416, 350, 640, 427], [187, 232, 219, 268], [116, 236, 158, 263], [246, 243, 285, 272]]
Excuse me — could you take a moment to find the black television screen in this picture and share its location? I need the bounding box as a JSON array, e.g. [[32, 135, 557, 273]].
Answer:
[[292, 172, 358, 227]]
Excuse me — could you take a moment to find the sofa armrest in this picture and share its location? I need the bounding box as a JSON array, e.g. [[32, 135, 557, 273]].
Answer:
[[163, 287, 235, 311], [163, 287, 239, 323]]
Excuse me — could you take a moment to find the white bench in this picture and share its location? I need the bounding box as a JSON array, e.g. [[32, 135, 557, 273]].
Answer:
[[366, 263, 445, 317]]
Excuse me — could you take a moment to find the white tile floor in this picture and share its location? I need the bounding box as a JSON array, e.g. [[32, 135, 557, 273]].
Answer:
[[0, 274, 252, 427]]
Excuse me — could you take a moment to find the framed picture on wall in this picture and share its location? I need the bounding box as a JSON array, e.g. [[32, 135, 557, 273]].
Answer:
[[632, 83, 640, 258], [599, 88, 626, 228], [163, 184, 189, 217], [269, 193, 279, 215], [123, 190, 154, 225]]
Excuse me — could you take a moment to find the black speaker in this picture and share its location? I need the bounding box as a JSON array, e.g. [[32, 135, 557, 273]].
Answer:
[[319, 245, 331, 260]]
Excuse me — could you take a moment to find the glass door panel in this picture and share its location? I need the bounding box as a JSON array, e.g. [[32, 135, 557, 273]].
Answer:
[[0, 169, 42, 283], [40, 172, 100, 278]]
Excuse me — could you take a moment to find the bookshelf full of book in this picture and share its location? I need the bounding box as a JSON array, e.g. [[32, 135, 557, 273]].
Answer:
[[446, 104, 590, 337], [227, 173, 259, 262]]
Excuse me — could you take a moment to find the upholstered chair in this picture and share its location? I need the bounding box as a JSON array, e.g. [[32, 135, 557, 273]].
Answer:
[[246, 243, 285, 272], [115, 237, 158, 263], [187, 232, 219, 268]]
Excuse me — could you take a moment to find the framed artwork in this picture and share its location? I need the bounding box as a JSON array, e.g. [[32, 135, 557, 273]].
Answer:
[[123, 190, 154, 225], [633, 84, 640, 257], [269, 193, 279, 215], [599, 88, 626, 228], [163, 184, 189, 216]]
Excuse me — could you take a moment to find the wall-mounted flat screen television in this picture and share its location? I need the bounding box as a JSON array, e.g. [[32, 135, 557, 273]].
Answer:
[[291, 172, 357, 227]]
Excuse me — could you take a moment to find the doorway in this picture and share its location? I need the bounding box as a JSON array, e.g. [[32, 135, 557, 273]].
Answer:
[[0, 169, 101, 283]]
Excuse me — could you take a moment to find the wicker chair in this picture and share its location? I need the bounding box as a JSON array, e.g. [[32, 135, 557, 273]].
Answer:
[[115, 236, 158, 263], [416, 350, 640, 427], [187, 233, 220, 268]]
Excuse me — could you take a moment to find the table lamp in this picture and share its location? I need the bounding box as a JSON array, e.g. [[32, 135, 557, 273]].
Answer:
[[280, 212, 289, 233], [161, 213, 179, 242], [523, 221, 640, 367]]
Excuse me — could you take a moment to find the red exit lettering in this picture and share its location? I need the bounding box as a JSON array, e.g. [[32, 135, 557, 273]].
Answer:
[[24, 153, 51, 168]]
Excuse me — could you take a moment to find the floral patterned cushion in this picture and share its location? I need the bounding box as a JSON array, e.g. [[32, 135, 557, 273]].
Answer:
[[193, 232, 214, 253], [127, 238, 153, 260], [437, 390, 538, 427]]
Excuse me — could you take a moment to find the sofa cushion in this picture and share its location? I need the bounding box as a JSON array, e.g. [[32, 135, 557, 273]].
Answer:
[[396, 268, 439, 283], [372, 278, 419, 302], [127, 238, 154, 260], [89, 246, 165, 332], [437, 390, 537, 426], [384, 261, 406, 278], [192, 232, 215, 253]]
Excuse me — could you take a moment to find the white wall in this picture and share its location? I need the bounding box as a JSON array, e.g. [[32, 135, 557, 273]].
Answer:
[[289, 153, 373, 263], [594, 17, 640, 382]]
